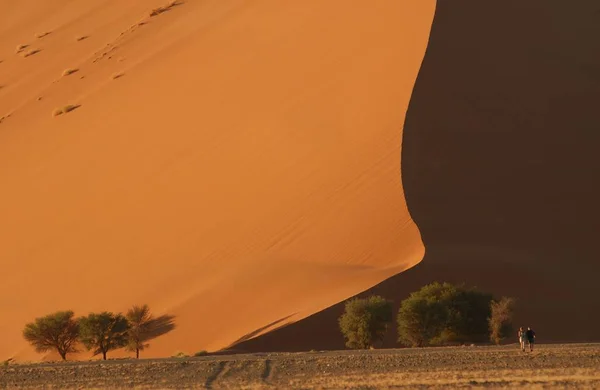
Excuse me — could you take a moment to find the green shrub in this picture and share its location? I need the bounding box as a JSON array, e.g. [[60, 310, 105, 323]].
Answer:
[[397, 282, 493, 347], [339, 295, 393, 349]]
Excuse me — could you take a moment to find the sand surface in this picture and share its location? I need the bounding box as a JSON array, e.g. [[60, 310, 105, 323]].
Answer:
[[2, 344, 600, 389], [0, 1, 435, 360]]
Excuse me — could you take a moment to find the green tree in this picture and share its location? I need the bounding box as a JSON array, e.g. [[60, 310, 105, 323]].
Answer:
[[125, 304, 176, 358], [446, 287, 493, 343], [339, 295, 393, 349], [489, 297, 516, 345], [22, 311, 79, 360], [397, 282, 493, 347], [79, 312, 129, 360]]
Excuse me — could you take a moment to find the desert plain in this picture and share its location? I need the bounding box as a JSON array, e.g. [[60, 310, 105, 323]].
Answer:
[[2, 344, 600, 389]]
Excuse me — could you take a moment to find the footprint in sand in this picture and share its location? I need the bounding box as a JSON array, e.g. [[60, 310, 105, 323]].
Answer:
[[62, 68, 79, 77], [52, 105, 81, 118], [149, 1, 181, 17], [15, 44, 29, 54], [22, 49, 41, 58]]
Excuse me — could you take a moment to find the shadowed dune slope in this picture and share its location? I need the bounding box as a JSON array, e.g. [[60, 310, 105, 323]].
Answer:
[[236, 0, 600, 352], [0, 1, 435, 360]]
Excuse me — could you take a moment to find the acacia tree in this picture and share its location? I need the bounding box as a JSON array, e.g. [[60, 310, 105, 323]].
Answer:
[[397, 292, 448, 347], [339, 295, 393, 349], [125, 304, 176, 359], [489, 297, 516, 345], [397, 282, 493, 347], [79, 312, 129, 360], [22, 311, 80, 360]]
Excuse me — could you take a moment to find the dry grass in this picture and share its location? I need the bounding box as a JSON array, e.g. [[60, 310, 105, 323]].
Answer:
[[305, 369, 600, 389], [75, 35, 88, 42], [52, 105, 80, 117], [112, 72, 124, 80], [35, 32, 51, 39], [22, 49, 41, 58], [62, 68, 79, 77], [149, 1, 180, 17]]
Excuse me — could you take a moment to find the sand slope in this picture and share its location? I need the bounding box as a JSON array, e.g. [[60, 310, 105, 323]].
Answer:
[[236, 0, 600, 352], [0, 1, 435, 360]]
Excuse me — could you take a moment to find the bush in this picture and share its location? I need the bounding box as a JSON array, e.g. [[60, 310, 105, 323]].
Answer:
[[397, 283, 493, 347], [79, 312, 129, 360], [194, 350, 208, 357], [22, 311, 79, 360], [489, 297, 516, 345], [339, 295, 393, 349], [125, 304, 176, 358]]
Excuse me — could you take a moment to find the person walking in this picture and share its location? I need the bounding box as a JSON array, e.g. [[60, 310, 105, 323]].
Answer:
[[526, 327, 536, 352], [517, 327, 527, 352]]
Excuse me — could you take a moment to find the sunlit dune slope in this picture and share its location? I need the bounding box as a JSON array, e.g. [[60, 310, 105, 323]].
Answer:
[[0, 1, 435, 360]]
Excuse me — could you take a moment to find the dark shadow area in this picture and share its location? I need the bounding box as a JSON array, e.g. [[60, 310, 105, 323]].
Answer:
[[234, 0, 600, 352], [142, 315, 176, 344], [226, 314, 296, 347]]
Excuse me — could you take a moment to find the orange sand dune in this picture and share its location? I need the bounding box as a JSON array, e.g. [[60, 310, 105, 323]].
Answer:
[[0, 1, 435, 360]]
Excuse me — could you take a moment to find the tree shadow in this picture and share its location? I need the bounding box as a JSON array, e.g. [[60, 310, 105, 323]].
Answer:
[[144, 314, 176, 340]]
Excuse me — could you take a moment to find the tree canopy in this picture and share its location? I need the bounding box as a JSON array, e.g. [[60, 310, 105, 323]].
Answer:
[[22, 311, 80, 360], [397, 282, 493, 347], [79, 312, 129, 360], [339, 295, 393, 349]]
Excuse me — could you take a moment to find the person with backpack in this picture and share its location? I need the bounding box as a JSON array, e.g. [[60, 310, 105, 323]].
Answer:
[[525, 327, 536, 351]]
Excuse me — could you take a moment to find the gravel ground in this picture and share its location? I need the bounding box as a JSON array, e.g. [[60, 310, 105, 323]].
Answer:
[[1, 344, 599, 389]]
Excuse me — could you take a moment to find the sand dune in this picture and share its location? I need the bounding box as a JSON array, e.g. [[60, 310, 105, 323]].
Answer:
[[0, 1, 435, 360], [237, 0, 600, 352]]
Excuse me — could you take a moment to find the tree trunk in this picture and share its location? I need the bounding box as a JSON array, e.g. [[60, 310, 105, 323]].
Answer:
[[103, 351, 107, 360], [59, 351, 67, 361], [136, 348, 139, 359]]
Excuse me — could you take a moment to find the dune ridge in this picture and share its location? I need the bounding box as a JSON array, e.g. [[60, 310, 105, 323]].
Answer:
[[0, 1, 435, 360]]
